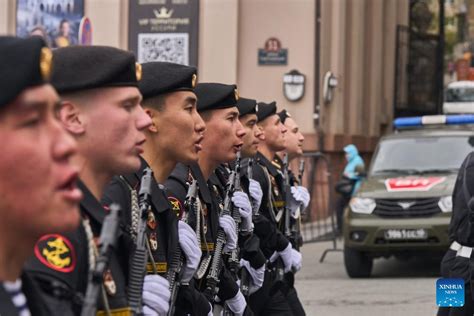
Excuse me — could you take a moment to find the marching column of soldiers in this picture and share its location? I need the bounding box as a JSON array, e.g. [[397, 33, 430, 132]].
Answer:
[[0, 35, 311, 315]]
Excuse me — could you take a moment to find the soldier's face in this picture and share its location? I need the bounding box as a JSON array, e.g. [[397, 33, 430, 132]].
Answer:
[[259, 114, 287, 152], [79, 87, 152, 175], [0, 84, 81, 237], [239, 114, 261, 158], [148, 91, 205, 164], [201, 107, 246, 163], [284, 117, 304, 158]]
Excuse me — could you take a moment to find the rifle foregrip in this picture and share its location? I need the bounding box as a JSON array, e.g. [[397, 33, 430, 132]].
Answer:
[[80, 285, 100, 316], [167, 284, 179, 316], [128, 248, 148, 312], [166, 249, 184, 316]]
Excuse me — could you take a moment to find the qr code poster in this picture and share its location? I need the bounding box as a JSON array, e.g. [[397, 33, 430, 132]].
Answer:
[[138, 33, 189, 65]]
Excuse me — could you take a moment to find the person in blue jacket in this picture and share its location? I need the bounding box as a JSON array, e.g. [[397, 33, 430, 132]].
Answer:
[[335, 144, 365, 236]]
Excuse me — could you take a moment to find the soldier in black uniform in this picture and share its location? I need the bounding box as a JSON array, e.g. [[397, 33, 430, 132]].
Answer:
[[250, 101, 304, 316], [438, 152, 474, 316], [207, 97, 268, 301], [0, 36, 81, 316], [166, 83, 252, 315], [102, 61, 211, 315], [274, 109, 310, 250], [25, 45, 156, 315]]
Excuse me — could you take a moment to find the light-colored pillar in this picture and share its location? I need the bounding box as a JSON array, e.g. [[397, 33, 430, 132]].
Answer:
[[397, 0, 409, 27], [345, 0, 366, 135], [86, 0, 122, 48], [323, 0, 347, 136], [0, 0, 8, 35], [382, 0, 400, 131], [0, 0, 15, 35], [365, 0, 384, 137], [198, 0, 239, 84]]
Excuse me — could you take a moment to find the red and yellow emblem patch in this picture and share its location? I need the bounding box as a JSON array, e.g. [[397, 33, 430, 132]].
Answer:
[[34, 234, 76, 273], [168, 197, 183, 218]]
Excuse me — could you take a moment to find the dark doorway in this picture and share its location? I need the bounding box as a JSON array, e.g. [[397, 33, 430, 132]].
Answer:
[[394, 0, 444, 117]]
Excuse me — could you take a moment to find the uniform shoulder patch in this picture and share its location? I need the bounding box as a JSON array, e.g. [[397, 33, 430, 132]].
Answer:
[[168, 196, 184, 218], [34, 234, 76, 273], [271, 160, 282, 169]]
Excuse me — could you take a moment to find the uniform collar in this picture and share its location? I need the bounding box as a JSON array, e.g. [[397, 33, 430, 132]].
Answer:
[[190, 163, 212, 204], [272, 155, 283, 170], [78, 179, 107, 225], [123, 157, 169, 214], [256, 152, 280, 177]]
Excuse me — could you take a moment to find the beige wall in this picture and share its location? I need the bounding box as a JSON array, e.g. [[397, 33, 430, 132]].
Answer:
[[237, 0, 315, 135]]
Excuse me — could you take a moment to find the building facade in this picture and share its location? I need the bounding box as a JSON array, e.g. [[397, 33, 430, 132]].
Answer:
[[0, 0, 410, 155], [0, 0, 416, 226]]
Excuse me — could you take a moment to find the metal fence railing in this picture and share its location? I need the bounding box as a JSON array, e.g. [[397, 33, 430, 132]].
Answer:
[[297, 152, 342, 262]]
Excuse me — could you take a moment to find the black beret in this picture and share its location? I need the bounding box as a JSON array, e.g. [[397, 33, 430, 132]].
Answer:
[[139, 62, 197, 99], [0, 36, 51, 108], [195, 83, 238, 112], [236, 97, 257, 117], [277, 109, 291, 124], [51, 45, 140, 94], [256, 101, 277, 122]]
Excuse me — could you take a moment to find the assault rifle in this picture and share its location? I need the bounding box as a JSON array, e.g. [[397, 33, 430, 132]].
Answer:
[[128, 168, 153, 315], [292, 159, 306, 250], [81, 204, 122, 316], [167, 179, 198, 316], [203, 155, 239, 302], [247, 158, 260, 218], [282, 154, 292, 239], [228, 152, 242, 276]]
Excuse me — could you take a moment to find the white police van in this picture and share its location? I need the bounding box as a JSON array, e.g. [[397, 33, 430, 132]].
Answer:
[[443, 81, 474, 114]]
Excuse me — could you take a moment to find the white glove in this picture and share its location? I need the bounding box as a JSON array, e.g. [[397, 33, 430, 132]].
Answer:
[[290, 248, 302, 272], [232, 191, 253, 232], [178, 221, 202, 283], [207, 303, 213, 316], [143, 305, 158, 316], [225, 290, 246, 316], [289, 186, 310, 215], [142, 275, 170, 315], [240, 259, 265, 294], [248, 179, 263, 211], [270, 243, 293, 273], [219, 215, 237, 252]]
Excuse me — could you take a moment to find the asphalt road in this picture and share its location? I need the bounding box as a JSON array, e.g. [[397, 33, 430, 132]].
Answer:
[[295, 240, 441, 316]]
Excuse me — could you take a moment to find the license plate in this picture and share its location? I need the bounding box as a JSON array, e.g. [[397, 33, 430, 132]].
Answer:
[[384, 228, 428, 240]]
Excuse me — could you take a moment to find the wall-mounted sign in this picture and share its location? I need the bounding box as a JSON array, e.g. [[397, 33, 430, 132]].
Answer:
[[128, 0, 199, 66], [258, 37, 288, 66], [283, 70, 305, 102]]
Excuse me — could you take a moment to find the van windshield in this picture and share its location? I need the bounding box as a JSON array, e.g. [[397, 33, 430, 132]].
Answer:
[[370, 136, 474, 175], [446, 87, 474, 102]]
